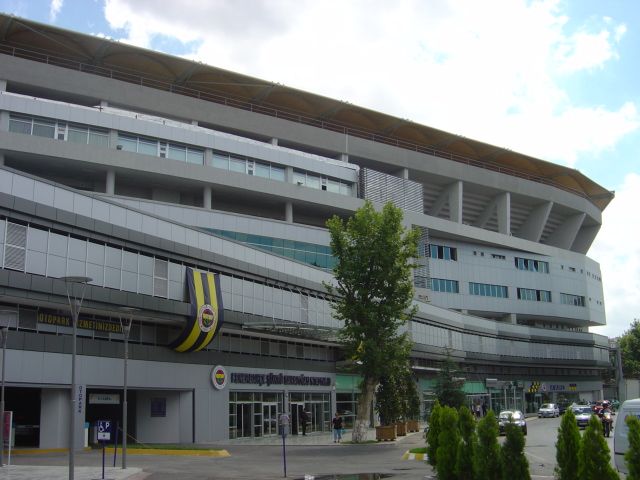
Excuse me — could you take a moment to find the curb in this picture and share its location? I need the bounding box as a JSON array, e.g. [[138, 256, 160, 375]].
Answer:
[[402, 450, 427, 461], [105, 447, 230, 457]]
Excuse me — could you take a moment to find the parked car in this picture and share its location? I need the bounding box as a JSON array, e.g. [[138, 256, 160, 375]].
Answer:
[[572, 405, 592, 429], [538, 403, 560, 418], [558, 402, 570, 415], [498, 410, 527, 435]]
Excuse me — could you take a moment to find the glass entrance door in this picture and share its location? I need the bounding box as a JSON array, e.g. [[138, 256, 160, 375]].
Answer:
[[236, 403, 252, 438], [263, 403, 279, 436], [290, 402, 304, 435]]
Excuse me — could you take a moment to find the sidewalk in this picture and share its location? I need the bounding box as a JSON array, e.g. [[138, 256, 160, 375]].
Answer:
[[0, 465, 146, 480]]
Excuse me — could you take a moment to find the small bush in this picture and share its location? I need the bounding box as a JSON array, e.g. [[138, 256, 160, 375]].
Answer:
[[625, 415, 640, 480], [436, 406, 460, 480], [501, 421, 530, 480], [475, 409, 502, 479], [455, 406, 476, 480], [555, 409, 581, 480], [426, 400, 441, 467], [578, 414, 619, 480]]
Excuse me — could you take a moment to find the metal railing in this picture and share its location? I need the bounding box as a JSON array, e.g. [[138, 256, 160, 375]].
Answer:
[[0, 43, 596, 204]]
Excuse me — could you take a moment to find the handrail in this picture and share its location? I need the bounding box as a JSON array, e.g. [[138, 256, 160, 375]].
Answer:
[[0, 43, 594, 203]]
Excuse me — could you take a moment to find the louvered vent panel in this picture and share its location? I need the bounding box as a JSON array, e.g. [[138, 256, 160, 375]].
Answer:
[[360, 168, 424, 213], [4, 223, 26, 271]]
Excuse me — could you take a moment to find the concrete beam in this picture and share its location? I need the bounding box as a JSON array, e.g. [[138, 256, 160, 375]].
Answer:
[[546, 213, 586, 250], [515, 201, 553, 242]]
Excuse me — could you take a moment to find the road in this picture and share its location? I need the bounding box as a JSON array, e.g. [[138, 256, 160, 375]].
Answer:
[[9, 415, 621, 480]]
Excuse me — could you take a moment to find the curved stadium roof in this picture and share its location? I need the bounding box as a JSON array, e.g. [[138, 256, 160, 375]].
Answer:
[[0, 13, 614, 210]]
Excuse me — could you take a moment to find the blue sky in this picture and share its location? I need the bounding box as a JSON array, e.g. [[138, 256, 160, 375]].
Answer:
[[1, 0, 638, 338]]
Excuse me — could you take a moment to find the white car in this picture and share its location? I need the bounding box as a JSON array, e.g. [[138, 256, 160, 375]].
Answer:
[[538, 403, 560, 418]]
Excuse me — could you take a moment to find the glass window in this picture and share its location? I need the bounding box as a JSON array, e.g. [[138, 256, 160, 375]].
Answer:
[[168, 144, 187, 161], [9, 117, 32, 134], [118, 135, 138, 153], [138, 138, 157, 156], [187, 149, 204, 165], [88, 130, 109, 148], [255, 162, 270, 178], [270, 166, 285, 181], [68, 125, 88, 144], [229, 157, 246, 173], [32, 120, 55, 138], [212, 152, 229, 169], [340, 182, 353, 196], [306, 174, 320, 189], [293, 171, 306, 185]]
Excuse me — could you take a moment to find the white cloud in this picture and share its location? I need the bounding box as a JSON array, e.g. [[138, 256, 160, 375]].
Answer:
[[49, 0, 63, 22], [101, 0, 640, 337], [590, 173, 640, 338]]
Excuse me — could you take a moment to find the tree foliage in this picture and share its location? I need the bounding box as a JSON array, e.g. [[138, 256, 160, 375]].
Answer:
[[555, 409, 581, 480], [434, 352, 466, 409], [375, 374, 402, 426], [625, 415, 640, 479], [436, 406, 460, 480], [399, 366, 421, 421], [620, 319, 640, 378], [578, 415, 619, 480], [475, 410, 502, 480], [502, 422, 530, 480], [426, 400, 442, 468], [455, 406, 477, 480], [325, 200, 419, 441]]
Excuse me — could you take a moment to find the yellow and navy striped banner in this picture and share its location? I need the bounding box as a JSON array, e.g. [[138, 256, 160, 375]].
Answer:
[[169, 267, 223, 353]]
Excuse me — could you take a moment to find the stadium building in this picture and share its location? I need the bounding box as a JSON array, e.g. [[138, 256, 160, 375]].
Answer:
[[0, 14, 613, 448]]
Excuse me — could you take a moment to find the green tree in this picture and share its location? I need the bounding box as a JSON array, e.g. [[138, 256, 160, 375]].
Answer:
[[375, 373, 401, 426], [434, 352, 466, 408], [398, 365, 421, 421], [436, 406, 460, 480], [619, 319, 640, 377], [625, 415, 640, 479], [555, 409, 581, 480], [502, 421, 530, 480], [325, 200, 419, 442], [455, 406, 476, 480], [578, 415, 619, 480], [426, 400, 442, 468], [475, 410, 502, 479]]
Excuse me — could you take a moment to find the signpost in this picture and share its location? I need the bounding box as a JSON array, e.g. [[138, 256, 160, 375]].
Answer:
[[95, 420, 112, 480], [279, 413, 290, 478]]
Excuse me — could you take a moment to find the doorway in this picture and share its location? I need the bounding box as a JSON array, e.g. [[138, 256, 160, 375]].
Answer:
[[290, 402, 304, 435], [262, 403, 278, 436], [235, 403, 253, 438]]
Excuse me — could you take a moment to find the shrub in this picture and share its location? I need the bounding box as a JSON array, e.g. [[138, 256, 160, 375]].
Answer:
[[455, 406, 476, 480], [555, 409, 581, 480], [426, 400, 441, 467], [475, 409, 502, 479], [501, 421, 530, 480], [436, 406, 460, 480], [577, 414, 619, 480], [625, 415, 640, 479]]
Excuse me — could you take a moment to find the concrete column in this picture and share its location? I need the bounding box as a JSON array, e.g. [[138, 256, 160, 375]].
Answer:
[[398, 168, 409, 180], [285, 166, 294, 183], [515, 201, 552, 242], [0, 110, 9, 131], [191, 120, 199, 126], [507, 313, 517, 324], [40, 389, 71, 448], [496, 192, 511, 235], [203, 186, 212, 209], [0, 153, 4, 166], [572, 224, 601, 254], [109, 129, 119, 149], [285, 202, 293, 223], [449, 181, 463, 223], [204, 148, 213, 167], [271, 138, 278, 146], [99, 100, 108, 108], [547, 213, 586, 250], [0, 80, 6, 91], [340, 153, 349, 163], [105, 170, 115, 195]]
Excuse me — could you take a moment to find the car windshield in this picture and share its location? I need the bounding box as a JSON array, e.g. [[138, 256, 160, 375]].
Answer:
[[499, 411, 522, 420], [541, 404, 552, 409], [574, 407, 591, 414]]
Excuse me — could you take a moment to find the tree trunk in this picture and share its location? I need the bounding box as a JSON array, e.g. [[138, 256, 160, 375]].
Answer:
[[352, 376, 377, 443]]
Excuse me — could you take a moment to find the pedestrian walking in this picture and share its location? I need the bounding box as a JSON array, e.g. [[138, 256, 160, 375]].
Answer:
[[300, 408, 309, 435], [332, 412, 343, 443]]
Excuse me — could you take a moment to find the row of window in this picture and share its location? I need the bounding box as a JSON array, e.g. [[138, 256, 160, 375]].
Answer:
[[429, 244, 458, 261], [515, 257, 550, 273], [7, 113, 355, 196], [423, 277, 584, 306]]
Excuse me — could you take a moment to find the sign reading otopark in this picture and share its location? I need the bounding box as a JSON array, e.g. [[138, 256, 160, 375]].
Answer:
[[169, 267, 224, 352]]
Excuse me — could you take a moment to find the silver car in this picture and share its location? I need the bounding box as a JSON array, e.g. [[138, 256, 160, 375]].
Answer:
[[572, 405, 592, 429], [538, 403, 560, 418], [498, 410, 527, 435]]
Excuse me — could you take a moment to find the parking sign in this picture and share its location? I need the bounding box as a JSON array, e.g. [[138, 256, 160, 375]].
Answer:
[[96, 420, 111, 441]]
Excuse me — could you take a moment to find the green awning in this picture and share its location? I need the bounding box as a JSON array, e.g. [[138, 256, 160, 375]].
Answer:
[[335, 374, 362, 391]]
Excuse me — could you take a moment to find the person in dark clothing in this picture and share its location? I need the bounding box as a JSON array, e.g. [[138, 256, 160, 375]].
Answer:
[[300, 408, 309, 435], [332, 412, 343, 443]]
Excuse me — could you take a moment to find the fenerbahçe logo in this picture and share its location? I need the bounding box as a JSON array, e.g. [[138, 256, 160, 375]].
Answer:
[[198, 304, 217, 333], [211, 365, 227, 390]]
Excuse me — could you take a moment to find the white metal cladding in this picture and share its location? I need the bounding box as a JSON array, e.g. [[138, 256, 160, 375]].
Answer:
[[4, 221, 26, 271], [360, 168, 424, 213]]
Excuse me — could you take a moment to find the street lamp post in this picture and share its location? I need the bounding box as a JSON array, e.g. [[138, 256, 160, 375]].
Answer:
[[61, 276, 92, 480], [117, 307, 137, 470], [0, 310, 16, 468]]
